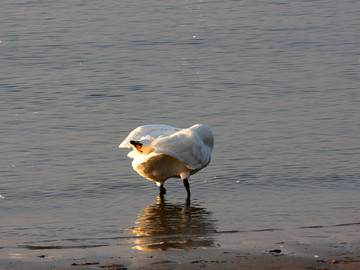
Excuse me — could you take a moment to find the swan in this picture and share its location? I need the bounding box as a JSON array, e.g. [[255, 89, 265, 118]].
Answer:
[[119, 124, 214, 197]]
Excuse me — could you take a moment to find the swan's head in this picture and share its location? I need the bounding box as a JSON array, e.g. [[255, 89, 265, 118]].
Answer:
[[130, 139, 154, 155]]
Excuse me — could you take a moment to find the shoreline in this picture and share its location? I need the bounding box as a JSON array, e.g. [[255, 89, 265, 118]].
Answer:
[[1, 239, 359, 270]]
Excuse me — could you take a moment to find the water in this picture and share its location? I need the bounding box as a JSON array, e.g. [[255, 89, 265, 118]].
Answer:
[[1, 0, 359, 261]]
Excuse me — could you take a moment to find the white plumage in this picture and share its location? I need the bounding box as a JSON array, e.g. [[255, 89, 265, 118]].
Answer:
[[119, 124, 214, 197]]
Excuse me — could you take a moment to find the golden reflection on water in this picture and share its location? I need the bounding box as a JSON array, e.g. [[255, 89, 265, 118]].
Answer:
[[131, 198, 217, 251]]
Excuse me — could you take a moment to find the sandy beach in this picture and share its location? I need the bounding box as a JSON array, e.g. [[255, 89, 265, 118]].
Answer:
[[2, 238, 359, 270]]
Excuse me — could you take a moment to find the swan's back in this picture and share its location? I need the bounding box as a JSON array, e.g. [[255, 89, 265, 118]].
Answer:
[[152, 124, 213, 170], [119, 124, 214, 170], [189, 124, 214, 150], [119, 125, 179, 148]]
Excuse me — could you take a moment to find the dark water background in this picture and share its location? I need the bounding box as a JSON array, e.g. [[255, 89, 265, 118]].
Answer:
[[1, 0, 359, 257]]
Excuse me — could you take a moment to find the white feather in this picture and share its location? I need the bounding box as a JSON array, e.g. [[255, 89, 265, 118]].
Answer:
[[119, 124, 214, 188], [119, 125, 179, 148]]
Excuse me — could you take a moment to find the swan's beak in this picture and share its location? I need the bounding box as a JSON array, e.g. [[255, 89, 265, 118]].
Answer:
[[130, 140, 143, 152]]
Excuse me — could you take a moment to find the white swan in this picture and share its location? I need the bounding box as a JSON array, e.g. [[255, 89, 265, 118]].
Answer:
[[119, 124, 214, 197]]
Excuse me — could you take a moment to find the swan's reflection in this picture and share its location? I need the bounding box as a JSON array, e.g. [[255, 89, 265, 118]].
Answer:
[[131, 198, 217, 250]]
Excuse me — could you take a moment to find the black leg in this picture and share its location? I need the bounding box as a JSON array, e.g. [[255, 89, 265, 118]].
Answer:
[[159, 185, 166, 197], [185, 196, 191, 206], [183, 178, 191, 198]]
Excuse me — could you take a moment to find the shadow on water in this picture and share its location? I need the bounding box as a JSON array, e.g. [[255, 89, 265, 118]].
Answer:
[[131, 197, 218, 251]]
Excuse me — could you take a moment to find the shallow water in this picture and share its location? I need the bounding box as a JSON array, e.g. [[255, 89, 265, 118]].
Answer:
[[1, 0, 359, 258]]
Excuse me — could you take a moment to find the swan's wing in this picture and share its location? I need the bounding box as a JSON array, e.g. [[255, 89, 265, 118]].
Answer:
[[152, 129, 212, 170], [119, 125, 179, 148]]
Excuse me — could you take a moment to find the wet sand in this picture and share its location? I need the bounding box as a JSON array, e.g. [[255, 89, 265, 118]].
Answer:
[[1, 239, 359, 270]]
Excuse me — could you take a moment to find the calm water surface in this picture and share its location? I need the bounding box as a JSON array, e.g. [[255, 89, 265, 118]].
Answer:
[[1, 0, 359, 257]]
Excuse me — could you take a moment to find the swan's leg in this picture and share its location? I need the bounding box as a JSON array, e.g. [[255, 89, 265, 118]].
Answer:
[[185, 196, 191, 206], [183, 178, 191, 197], [159, 185, 166, 197]]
